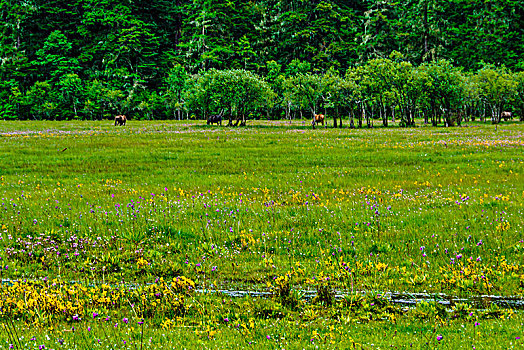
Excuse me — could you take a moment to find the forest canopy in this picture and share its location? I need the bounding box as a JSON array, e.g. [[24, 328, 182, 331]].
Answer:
[[1, 0, 523, 122]]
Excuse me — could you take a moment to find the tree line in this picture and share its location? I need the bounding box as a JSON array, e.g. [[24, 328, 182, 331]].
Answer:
[[0, 0, 523, 124], [177, 57, 524, 127]]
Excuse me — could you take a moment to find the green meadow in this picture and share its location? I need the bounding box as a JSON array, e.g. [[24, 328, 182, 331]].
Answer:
[[0, 120, 523, 349]]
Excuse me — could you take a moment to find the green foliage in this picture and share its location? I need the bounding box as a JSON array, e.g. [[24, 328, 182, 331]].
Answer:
[[1, 0, 524, 121], [34, 30, 80, 81], [184, 69, 274, 122], [164, 64, 188, 119], [24, 81, 57, 120], [0, 79, 19, 119], [513, 71, 524, 121], [283, 73, 323, 117], [474, 64, 518, 123]]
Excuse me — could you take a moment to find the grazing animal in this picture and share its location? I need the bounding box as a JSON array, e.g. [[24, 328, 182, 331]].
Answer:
[[114, 115, 127, 126], [207, 113, 222, 126], [311, 114, 325, 129], [501, 111, 512, 121]]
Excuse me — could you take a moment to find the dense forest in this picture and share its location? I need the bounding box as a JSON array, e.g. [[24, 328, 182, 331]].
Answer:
[[1, 0, 523, 124]]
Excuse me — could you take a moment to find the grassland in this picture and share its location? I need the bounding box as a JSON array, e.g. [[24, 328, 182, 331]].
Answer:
[[0, 120, 523, 349]]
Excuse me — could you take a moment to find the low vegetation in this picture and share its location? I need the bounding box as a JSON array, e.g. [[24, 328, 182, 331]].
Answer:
[[0, 120, 522, 348]]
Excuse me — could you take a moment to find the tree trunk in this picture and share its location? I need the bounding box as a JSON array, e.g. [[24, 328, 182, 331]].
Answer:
[[423, 0, 429, 59], [359, 105, 364, 128]]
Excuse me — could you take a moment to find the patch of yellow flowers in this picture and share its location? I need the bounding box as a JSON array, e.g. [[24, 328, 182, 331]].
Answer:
[[0, 276, 195, 323]]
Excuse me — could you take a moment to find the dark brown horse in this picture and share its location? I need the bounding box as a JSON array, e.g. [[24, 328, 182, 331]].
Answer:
[[207, 112, 223, 125], [114, 115, 127, 126]]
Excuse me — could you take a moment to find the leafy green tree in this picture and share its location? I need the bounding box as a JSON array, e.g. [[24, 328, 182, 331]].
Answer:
[[460, 72, 481, 122], [384, 53, 422, 127], [34, 30, 80, 81], [356, 0, 401, 62], [418, 60, 464, 126], [513, 71, 524, 121], [475, 64, 518, 124], [184, 69, 274, 125], [164, 64, 188, 120], [24, 81, 57, 120], [265, 60, 286, 120], [179, 1, 261, 71], [359, 57, 396, 127], [341, 68, 364, 128], [320, 68, 345, 127], [57, 73, 83, 119], [283, 73, 324, 123], [83, 79, 125, 120], [0, 80, 18, 119], [285, 59, 312, 77], [233, 69, 275, 125], [439, 0, 524, 71]]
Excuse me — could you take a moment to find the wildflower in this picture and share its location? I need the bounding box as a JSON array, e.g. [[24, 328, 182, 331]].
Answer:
[[88, 327, 91, 331], [115, 323, 118, 327], [437, 335, 443, 341], [138, 320, 144, 325], [93, 312, 99, 319], [212, 266, 217, 272], [267, 335, 271, 340], [39, 345, 45, 349], [123, 317, 128, 324], [475, 322, 480, 326]]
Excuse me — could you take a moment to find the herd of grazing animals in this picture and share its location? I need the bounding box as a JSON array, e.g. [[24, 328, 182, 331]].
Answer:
[[112, 110, 515, 128]]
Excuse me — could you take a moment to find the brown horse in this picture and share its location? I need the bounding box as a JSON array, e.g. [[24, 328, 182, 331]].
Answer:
[[501, 111, 512, 121], [312, 114, 325, 129], [114, 115, 127, 126]]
